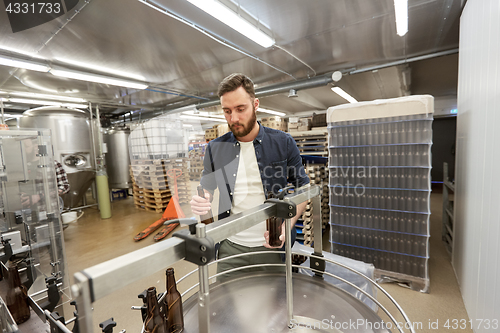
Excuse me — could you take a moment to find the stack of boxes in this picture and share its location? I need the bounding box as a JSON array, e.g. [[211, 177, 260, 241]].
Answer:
[[188, 142, 206, 181], [288, 117, 312, 133], [204, 128, 217, 141], [216, 124, 230, 137], [260, 116, 287, 131], [204, 124, 231, 142]]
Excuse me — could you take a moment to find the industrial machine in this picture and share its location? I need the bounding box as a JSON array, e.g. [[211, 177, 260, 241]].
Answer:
[[19, 106, 95, 209], [0, 129, 70, 321], [65, 185, 415, 333], [103, 126, 131, 190]]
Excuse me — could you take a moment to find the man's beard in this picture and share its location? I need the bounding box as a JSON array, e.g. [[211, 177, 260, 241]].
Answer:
[[229, 105, 257, 138]]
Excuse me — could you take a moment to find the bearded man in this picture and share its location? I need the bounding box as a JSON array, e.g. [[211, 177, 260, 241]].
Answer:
[[190, 73, 310, 277]]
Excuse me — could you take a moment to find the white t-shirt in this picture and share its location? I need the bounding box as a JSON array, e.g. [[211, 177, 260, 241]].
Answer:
[[228, 140, 267, 247]]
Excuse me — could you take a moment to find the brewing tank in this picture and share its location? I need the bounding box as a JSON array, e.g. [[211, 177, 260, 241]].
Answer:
[[103, 127, 131, 189], [19, 106, 95, 208]]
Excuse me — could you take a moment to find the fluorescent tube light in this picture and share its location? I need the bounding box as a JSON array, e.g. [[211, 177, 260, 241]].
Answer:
[[257, 108, 286, 117], [55, 57, 146, 81], [331, 87, 358, 104], [0, 55, 50, 72], [184, 0, 275, 48], [1, 113, 22, 118], [182, 110, 225, 119], [0, 91, 86, 103], [50, 68, 149, 90], [394, 0, 408, 36], [180, 115, 227, 123], [8, 98, 88, 109]]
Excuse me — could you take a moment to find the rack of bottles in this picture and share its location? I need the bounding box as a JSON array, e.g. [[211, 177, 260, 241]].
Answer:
[[327, 95, 434, 292]]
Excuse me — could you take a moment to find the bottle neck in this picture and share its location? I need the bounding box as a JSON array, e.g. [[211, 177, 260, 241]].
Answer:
[[166, 274, 177, 293], [146, 287, 158, 308], [8, 266, 21, 288]]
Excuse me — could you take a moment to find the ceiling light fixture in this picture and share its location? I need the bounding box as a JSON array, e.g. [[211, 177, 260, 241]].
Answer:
[[331, 87, 358, 104], [0, 91, 86, 103], [0, 55, 50, 72], [184, 0, 275, 48], [182, 110, 225, 119], [180, 115, 227, 123], [7, 98, 88, 109], [50, 68, 149, 90], [54, 57, 146, 82], [394, 0, 408, 36], [1, 113, 22, 118], [257, 108, 286, 117]]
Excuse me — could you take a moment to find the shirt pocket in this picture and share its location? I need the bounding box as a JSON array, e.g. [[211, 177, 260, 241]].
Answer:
[[263, 159, 288, 192]]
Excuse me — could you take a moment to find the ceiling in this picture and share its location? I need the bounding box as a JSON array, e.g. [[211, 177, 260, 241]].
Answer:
[[0, 0, 463, 122]]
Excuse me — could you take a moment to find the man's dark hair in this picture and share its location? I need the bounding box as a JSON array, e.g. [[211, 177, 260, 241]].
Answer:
[[217, 73, 255, 98]]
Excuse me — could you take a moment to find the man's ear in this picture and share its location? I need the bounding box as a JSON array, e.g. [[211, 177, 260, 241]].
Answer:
[[254, 97, 260, 110]]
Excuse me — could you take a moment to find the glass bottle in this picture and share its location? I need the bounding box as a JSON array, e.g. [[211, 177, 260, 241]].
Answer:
[[165, 268, 184, 333], [6, 264, 31, 324], [144, 287, 167, 333], [266, 192, 282, 247], [197, 185, 214, 224]]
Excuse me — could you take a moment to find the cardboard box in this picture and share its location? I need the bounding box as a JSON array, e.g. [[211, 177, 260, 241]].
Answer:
[[312, 113, 327, 127], [205, 128, 217, 141], [216, 124, 230, 137]]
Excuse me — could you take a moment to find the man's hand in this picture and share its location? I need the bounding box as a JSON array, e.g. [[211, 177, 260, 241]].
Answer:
[[20, 193, 41, 206], [190, 189, 212, 216], [263, 221, 285, 249]]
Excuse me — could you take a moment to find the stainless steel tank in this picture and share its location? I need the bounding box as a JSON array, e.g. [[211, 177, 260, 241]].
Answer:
[[103, 126, 131, 189], [19, 106, 95, 208]]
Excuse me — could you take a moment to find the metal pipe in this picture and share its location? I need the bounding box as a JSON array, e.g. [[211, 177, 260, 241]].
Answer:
[[196, 224, 211, 333], [88, 102, 97, 171], [284, 216, 294, 328], [95, 105, 104, 161], [194, 74, 334, 110], [349, 48, 459, 75], [0, 97, 4, 125], [311, 193, 322, 255], [64, 203, 98, 212]]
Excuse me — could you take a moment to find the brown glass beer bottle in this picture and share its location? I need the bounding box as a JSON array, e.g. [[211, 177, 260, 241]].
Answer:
[[266, 192, 282, 247], [6, 264, 31, 324], [197, 185, 214, 224], [144, 287, 167, 333], [165, 268, 184, 333]]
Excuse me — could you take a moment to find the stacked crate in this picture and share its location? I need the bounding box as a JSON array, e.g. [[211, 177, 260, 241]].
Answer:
[[216, 124, 230, 137], [260, 116, 287, 132], [131, 157, 191, 213], [188, 142, 206, 181], [290, 130, 329, 156], [301, 201, 314, 246], [131, 159, 172, 213], [296, 164, 330, 247], [163, 158, 191, 204], [327, 95, 433, 292], [204, 128, 217, 142], [288, 117, 312, 132]]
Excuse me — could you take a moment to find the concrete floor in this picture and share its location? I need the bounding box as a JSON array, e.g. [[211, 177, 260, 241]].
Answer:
[[62, 187, 470, 333]]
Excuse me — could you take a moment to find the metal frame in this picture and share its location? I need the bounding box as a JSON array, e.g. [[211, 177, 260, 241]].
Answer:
[[71, 184, 413, 333], [72, 185, 320, 332]]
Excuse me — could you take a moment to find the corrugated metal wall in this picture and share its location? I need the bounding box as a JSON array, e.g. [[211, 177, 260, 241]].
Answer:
[[454, 0, 500, 330]]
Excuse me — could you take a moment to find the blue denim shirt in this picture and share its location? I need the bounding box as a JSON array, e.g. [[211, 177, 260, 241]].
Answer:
[[201, 122, 310, 221]]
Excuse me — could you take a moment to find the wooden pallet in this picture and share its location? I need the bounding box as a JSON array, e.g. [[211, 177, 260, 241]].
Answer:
[[134, 204, 166, 213]]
